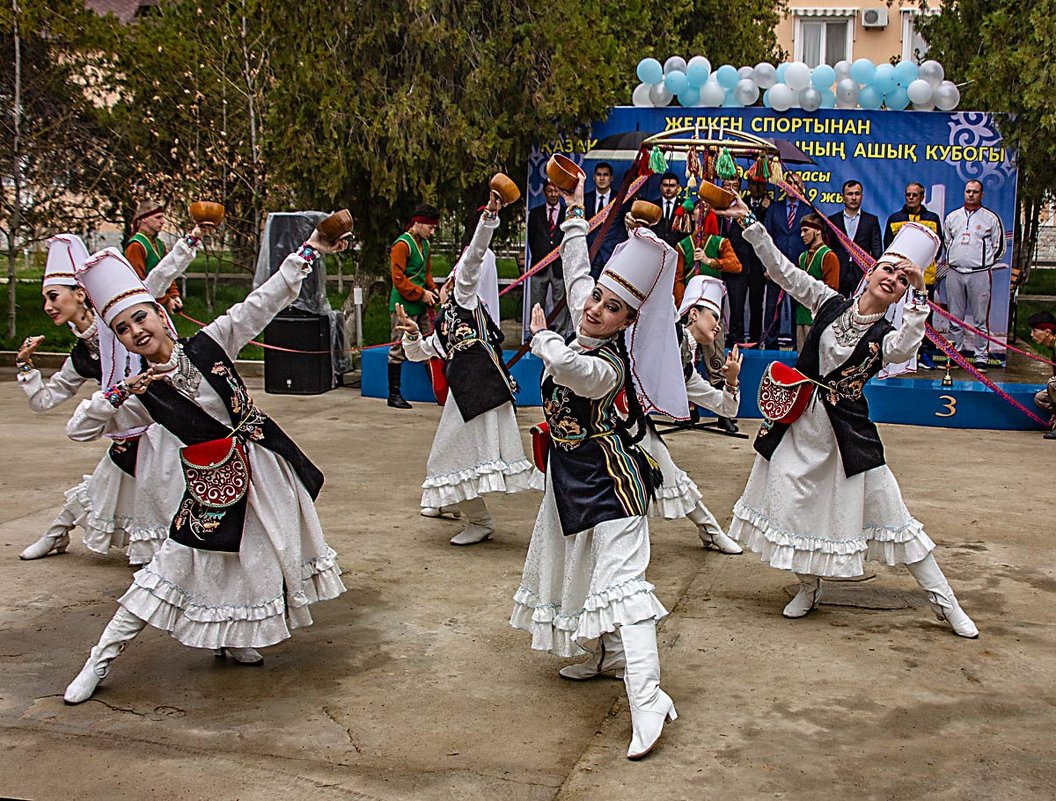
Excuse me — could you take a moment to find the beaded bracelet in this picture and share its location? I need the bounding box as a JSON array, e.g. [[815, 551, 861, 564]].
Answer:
[[104, 381, 131, 408], [184, 234, 201, 248], [482, 208, 499, 223], [909, 288, 928, 307], [296, 242, 321, 263], [735, 210, 759, 229], [15, 360, 34, 375], [567, 205, 586, 219]]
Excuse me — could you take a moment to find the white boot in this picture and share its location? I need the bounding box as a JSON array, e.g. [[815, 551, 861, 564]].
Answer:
[[688, 505, 742, 554], [214, 647, 264, 665], [20, 508, 75, 560], [907, 555, 979, 638], [559, 632, 625, 680], [783, 574, 823, 619], [64, 607, 146, 704], [620, 620, 677, 760], [449, 496, 494, 546], [420, 506, 462, 520]]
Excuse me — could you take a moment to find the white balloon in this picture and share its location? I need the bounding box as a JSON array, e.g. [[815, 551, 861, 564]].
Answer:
[[835, 77, 859, 104], [649, 83, 674, 106], [754, 62, 777, 89], [785, 61, 811, 91], [906, 78, 934, 105], [934, 80, 961, 111], [769, 83, 794, 112], [834, 60, 852, 80], [919, 59, 944, 87], [738, 65, 755, 80], [800, 86, 822, 112], [632, 82, 653, 107], [696, 79, 724, 107], [664, 56, 688, 75], [733, 77, 760, 105], [836, 98, 859, 109], [912, 101, 936, 111]]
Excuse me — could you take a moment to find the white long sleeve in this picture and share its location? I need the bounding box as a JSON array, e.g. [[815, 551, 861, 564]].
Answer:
[[882, 301, 929, 364], [66, 392, 152, 442], [685, 371, 739, 416], [744, 221, 837, 316], [143, 236, 198, 298], [531, 330, 620, 400], [558, 218, 594, 333], [402, 331, 443, 362], [203, 253, 310, 359], [18, 358, 88, 412], [454, 214, 500, 310]]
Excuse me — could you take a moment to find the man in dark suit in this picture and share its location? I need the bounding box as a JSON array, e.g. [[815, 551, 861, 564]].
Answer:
[[525, 180, 570, 337], [762, 173, 811, 348], [584, 161, 628, 278], [829, 179, 883, 296], [652, 171, 685, 247], [743, 176, 771, 344], [719, 176, 756, 345]]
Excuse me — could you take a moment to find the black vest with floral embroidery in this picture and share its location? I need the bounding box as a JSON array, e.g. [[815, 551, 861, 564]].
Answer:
[[754, 294, 894, 477], [435, 298, 516, 421]]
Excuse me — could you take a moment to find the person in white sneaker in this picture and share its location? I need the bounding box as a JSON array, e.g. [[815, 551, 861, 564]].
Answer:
[[714, 198, 978, 639], [395, 182, 541, 546]]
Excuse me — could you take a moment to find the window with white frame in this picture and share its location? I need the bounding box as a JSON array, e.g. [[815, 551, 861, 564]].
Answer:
[[901, 9, 937, 64], [794, 9, 856, 68]]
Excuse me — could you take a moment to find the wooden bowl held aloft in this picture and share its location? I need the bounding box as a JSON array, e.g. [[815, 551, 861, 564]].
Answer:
[[489, 173, 521, 205], [545, 154, 585, 193], [188, 201, 225, 227], [630, 200, 662, 226], [316, 209, 353, 244], [697, 182, 737, 211]]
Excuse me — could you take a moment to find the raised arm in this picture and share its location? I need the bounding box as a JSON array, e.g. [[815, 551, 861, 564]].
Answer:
[[67, 392, 152, 442], [743, 222, 837, 315], [18, 358, 89, 412], [882, 297, 929, 365], [454, 203, 502, 309], [143, 233, 200, 298], [531, 329, 620, 399], [685, 370, 739, 417]]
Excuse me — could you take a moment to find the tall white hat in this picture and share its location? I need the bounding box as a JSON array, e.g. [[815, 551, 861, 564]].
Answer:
[[876, 222, 941, 271], [77, 248, 157, 326], [43, 234, 89, 288], [601, 227, 690, 421], [677, 275, 728, 327]]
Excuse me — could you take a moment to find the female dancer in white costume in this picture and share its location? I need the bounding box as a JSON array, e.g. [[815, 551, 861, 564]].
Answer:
[[63, 230, 348, 704], [16, 230, 202, 563], [716, 198, 977, 638]]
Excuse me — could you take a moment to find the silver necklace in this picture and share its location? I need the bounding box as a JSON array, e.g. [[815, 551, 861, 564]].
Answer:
[[153, 341, 202, 399], [830, 299, 884, 347]]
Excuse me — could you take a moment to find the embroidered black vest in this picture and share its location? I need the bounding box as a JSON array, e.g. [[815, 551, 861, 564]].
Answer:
[[435, 298, 516, 421], [541, 340, 655, 536], [754, 295, 894, 477], [138, 332, 324, 552]]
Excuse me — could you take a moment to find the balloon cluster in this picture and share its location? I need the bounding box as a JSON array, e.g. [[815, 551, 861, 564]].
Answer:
[[633, 56, 961, 112]]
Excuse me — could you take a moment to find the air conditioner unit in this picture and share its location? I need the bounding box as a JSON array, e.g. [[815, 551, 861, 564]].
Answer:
[[862, 7, 889, 28]]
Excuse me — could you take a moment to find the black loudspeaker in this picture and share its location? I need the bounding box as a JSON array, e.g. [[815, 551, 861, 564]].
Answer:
[[263, 308, 336, 395]]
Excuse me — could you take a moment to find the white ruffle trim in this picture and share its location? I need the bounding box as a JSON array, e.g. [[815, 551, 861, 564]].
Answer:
[[509, 577, 668, 658], [66, 478, 132, 555], [421, 458, 541, 508], [730, 499, 936, 578], [126, 525, 169, 566], [118, 549, 346, 650], [648, 469, 703, 520]]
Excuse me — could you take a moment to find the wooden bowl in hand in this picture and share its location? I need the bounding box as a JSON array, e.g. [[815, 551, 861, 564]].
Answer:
[[188, 201, 225, 227], [697, 182, 736, 210], [629, 200, 662, 226], [489, 173, 521, 205], [316, 209, 353, 244], [545, 154, 585, 193]]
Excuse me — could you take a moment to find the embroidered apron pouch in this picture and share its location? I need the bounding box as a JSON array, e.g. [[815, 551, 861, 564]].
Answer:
[[530, 422, 550, 473], [428, 356, 449, 405], [757, 361, 815, 425], [170, 437, 251, 553]]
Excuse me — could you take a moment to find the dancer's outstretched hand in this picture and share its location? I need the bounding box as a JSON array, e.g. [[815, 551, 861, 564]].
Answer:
[[529, 303, 548, 335], [711, 196, 750, 219], [394, 303, 420, 337], [17, 335, 45, 363], [721, 344, 743, 386]]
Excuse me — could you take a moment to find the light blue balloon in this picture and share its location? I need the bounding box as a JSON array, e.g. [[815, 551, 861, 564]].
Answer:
[[722, 89, 743, 108], [850, 58, 875, 85], [820, 89, 836, 108], [775, 62, 788, 84], [687, 57, 711, 88], [872, 63, 897, 94], [811, 64, 836, 89], [885, 87, 910, 110], [636, 57, 663, 85], [715, 64, 739, 90], [762, 87, 772, 108], [665, 70, 689, 95], [894, 60, 919, 86], [677, 86, 700, 107], [858, 85, 883, 110]]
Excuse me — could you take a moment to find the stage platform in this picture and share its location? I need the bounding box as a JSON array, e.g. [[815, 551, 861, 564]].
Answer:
[[361, 346, 1047, 431]]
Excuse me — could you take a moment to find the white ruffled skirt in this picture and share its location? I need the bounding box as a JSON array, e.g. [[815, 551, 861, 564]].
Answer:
[[509, 477, 667, 658], [420, 396, 542, 509], [641, 426, 705, 520], [728, 400, 934, 578], [118, 442, 345, 649]]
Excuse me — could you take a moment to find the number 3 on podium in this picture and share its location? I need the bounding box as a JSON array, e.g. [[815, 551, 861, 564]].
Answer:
[[935, 394, 957, 417]]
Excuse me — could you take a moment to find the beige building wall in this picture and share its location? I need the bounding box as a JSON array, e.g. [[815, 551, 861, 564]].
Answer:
[[775, 2, 935, 68]]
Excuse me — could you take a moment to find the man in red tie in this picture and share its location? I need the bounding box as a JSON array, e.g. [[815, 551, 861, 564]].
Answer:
[[525, 181, 570, 338]]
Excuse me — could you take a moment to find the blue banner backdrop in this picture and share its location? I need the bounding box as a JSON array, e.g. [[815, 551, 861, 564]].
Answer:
[[523, 107, 1018, 348]]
